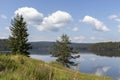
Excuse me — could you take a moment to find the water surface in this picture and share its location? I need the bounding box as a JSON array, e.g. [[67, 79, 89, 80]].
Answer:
[[30, 52, 120, 80]]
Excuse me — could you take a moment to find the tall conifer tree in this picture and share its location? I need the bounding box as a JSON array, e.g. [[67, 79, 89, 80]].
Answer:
[[9, 14, 31, 56], [51, 34, 80, 67]]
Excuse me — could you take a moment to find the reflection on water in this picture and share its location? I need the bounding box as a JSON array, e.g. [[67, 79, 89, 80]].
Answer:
[[30, 52, 120, 80], [77, 53, 120, 80], [93, 51, 120, 57], [30, 54, 56, 62]]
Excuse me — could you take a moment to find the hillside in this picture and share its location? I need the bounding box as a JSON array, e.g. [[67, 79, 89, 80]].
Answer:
[[0, 54, 111, 80], [30, 41, 92, 54], [0, 39, 92, 54]]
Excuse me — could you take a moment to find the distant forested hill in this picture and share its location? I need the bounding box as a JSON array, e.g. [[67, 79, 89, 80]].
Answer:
[[1, 39, 120, 54], [90, 42, 120, 57], [0, 39, 92, 54], [0, 39, 9, 51], [1, 39, 120, 56], [30, 41, 92, 54], [90, 42, 120, 51]]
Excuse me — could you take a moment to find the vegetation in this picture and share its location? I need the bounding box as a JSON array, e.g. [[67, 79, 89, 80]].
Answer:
[[90, 42, 120, 51], [9, 14, 31, 55], [0, 39, 9, 51], [0, 14, 116, 80], [93, 51, 120, 57], [0, 54, 111, 80], [0, 40, 91, 54], [51, 34, 80, 67]]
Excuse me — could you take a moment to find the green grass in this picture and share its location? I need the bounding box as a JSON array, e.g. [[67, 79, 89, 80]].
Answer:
[[0, 54, 111, 80]]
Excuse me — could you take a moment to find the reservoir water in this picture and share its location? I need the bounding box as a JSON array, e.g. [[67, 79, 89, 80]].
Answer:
[[30, 52, 120, 80]]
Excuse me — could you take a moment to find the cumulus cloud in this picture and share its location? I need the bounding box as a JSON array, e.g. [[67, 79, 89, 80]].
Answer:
[[37, 10, 72, 31], [0, 14, 7, 19], [109, 14, 120, 22], [72, 36, 86, 43], [115, 18, 120, 22], [109, 14, 120, 32], [82, 16, 110, 32], [94, 66, 110, 76], [72, 27, 78, 32], [15, 7, 72, 32], [15, 7, 44, 26], [109, 15, 118, 20]]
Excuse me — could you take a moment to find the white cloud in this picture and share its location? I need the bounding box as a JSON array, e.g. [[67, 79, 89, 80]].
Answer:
[[37, 10, 72, 31], [0, 14, 7, 19], [94, 66, 110, 76], [15, 7, 44, 26], [72, 36, 86, 43], [109, 14, 120, 23], [115, 18, 120, 22], [72, 27, 78, 32], [109, 14, 120, 32], [15, 7, 72, 32], [82, 16, 110, 32], [109, 15, 118, 20]]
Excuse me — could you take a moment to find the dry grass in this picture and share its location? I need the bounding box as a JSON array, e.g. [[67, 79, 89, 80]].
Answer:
[[0, 54, 111, 80]]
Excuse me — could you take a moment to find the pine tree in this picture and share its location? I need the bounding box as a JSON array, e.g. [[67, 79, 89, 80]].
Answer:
[[9, 14, 31, 56], [51, 34, 80, 68]]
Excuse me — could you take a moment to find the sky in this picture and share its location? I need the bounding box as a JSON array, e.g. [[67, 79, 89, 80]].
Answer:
[[0, 0, 120, 43]]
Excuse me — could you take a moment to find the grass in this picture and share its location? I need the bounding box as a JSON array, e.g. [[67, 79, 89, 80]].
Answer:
[[0, 54, 111, 80]]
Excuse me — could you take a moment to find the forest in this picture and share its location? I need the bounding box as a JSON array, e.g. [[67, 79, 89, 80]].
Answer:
[[0, 39, 91, 53], [90, 42, 120, 51]]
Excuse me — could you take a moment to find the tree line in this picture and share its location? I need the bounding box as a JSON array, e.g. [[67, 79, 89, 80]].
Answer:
[[0, 39, 9, 51], [90, 42, 120, 51]]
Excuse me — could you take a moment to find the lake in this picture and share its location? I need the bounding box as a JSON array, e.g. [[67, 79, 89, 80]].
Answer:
[[30, 52, 120, 80]]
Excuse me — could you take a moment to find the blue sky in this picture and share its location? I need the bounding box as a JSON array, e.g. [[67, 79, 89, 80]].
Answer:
[[0, 0, 120, 43]]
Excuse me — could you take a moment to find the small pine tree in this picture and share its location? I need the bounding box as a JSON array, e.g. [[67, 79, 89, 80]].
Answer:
[[9, 14, 31, 56], [51, 34, 80, 68]]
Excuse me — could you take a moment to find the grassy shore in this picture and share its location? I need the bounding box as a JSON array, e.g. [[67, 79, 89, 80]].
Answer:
[[0, 54, 111, 80]]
